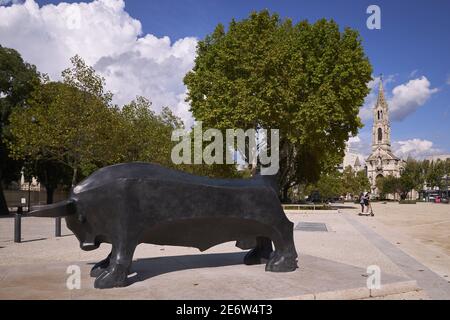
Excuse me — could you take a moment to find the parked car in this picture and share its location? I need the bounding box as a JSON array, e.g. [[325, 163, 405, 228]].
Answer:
[[441, 197, 449, 204]]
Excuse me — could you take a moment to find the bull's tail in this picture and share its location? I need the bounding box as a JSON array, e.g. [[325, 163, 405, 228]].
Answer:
[[28, 199, 76, 218]]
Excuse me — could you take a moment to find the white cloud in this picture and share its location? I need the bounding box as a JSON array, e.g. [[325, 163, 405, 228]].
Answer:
[[344, 135, 367, 167], [0, 0, 197, 126], [389, 77, 438, 121], [347, 136, 361, 145], [393, 138, 442, 159], [447, 74, 450, 86], [346, 133, 372, 162], [359, 75, 438, 122]]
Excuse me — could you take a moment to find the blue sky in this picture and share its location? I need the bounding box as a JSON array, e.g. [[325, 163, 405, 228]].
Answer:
[[3, 0, 450, 158]]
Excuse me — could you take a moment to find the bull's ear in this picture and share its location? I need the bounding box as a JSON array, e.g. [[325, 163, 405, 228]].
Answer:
[[29, 199, 76, 218]]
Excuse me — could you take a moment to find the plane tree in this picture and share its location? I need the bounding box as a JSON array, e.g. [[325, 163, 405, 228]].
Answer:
[[184, 10, 373, 201]]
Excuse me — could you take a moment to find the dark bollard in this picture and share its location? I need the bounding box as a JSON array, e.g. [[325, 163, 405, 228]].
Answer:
[[14, 207, 23, 243], [55, 216, 61, 237]]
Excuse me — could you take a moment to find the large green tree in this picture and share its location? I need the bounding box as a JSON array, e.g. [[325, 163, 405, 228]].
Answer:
[[22, 157, 72, 204], [8, 56, 122, 187], [184, 10, 372, 200], [341, 166, 370, 197], [377, 175, 401, 200], [0, 46, 40, 214], [303, 169, 343, 202], [118, 96, 184, 166], [426, 160, 446, 190], [399, 158, 423, 199]]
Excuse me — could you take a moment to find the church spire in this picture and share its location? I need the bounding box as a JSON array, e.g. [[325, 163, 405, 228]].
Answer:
[[372, 75, 391, 152], [376, 74, 387, 109]]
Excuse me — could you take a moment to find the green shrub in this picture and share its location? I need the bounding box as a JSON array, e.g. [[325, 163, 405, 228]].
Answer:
[[283, 204, 334, 210], [399, 200, 417, 204]]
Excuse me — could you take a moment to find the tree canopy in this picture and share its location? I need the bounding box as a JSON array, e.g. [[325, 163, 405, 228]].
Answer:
[[8, 55, 185, 195], [0, 45, 40, 214], [117, 96, 183, 167], [341, 166, 371, 196], [184, 10, 373, 200]]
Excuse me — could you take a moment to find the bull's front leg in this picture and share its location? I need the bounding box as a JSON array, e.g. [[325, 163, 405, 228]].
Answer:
[[94, 241, 137, 289]]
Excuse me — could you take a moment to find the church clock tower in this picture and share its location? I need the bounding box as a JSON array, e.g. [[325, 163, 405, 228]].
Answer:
[[366, 77, 405, 197]]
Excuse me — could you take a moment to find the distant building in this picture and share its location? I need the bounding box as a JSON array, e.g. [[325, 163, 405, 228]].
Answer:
[[19, 172, 41, 191], [366, 78, 405, 196], [338, 147, 365, 173]]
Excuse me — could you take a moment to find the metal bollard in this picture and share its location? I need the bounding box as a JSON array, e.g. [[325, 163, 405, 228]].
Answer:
[[55, 216, 61, 237], [14, 207, 23, 243]]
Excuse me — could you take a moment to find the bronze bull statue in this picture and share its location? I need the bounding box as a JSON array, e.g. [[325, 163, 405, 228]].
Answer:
[[30, 163, 298, 289]]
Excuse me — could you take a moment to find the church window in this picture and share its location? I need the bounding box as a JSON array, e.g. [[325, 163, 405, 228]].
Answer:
[[378, 128, 382, 142]]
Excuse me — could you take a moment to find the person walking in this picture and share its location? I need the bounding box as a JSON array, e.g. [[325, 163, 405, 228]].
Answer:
[[359, 192, 365, 213], [365, 192, 374, 216], [363, 192, 370, 213]]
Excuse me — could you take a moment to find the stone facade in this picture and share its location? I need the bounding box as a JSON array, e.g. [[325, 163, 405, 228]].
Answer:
[[366, 79, 405, 196], [339, 149, 360, 172]]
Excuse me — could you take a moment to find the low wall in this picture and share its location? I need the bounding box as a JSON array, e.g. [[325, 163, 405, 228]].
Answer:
[[284, 209, 340, 214], [4, 189, 69, 208]]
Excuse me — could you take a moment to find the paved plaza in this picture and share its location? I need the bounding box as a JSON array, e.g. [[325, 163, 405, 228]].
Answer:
[[0, 202, 449, 299]]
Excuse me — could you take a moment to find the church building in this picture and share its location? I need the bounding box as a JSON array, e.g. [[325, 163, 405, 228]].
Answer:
[[366, 78, 405, 196]]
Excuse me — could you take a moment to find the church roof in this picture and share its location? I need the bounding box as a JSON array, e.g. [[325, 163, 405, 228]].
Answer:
[[354, 157, 361, 167], [366, 149, 400, 161], [386, 151, 400, 160]]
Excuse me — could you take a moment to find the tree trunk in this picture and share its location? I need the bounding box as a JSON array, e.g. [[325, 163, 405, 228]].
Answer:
[[46, 187, 54, 204], [71, 167, 78, 187], [0, 181, 9, 215], [281, 186, 289, 203]]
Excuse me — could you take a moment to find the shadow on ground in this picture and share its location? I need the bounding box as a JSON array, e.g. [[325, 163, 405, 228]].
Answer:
[[331, 205, 358, 209], [21, 238, 47, 243], [124, 252, 248, 285]]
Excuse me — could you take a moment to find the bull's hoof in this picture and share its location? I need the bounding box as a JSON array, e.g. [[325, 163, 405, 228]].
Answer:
[[90, 266, 107, 278], [244, 247, 273, 265], [94, 266, 128, 289], [265, 253, 297, 272], [90, 255, 111, 277]]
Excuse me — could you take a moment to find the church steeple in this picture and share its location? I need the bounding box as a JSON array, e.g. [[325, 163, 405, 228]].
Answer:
[[372, 76, 391, 151], [366, 74, 405, 197], [376, 75, 387, 109]]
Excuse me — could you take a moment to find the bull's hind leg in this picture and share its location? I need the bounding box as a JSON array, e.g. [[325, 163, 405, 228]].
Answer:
[[90, 252, 111, 277], [244, 237, 273, 265], [94, 241, 137, 289], [266, 220, 298, 272]]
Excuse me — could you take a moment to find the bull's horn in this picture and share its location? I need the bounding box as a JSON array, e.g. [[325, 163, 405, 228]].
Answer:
[[29, 199, 76, 217]]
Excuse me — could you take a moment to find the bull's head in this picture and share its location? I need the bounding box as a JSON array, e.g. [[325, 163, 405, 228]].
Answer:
[[29, 199, 100, 251]]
